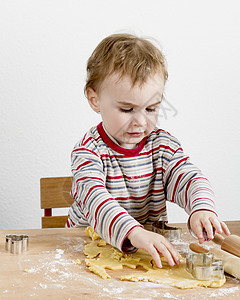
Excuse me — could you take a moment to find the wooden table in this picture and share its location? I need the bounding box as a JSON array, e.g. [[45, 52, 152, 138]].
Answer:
[[0, 221, 239, 299]]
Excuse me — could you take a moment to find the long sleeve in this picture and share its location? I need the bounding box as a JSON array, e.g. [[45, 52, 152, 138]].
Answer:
[[163, 147, 216, 216], [69, 146, 141, 252]]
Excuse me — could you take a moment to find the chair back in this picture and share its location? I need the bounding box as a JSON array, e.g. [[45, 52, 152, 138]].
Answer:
[[40, 176, 73, 228]]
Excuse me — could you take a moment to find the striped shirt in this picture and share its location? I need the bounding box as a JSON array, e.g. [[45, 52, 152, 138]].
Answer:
[[66, 122, 216, 252]]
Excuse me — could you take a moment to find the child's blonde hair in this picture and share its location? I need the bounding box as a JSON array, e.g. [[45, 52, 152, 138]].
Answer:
[[85, 33, 168, 94]]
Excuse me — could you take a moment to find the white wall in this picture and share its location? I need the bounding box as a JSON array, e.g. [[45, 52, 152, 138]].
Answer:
[[0, 0, 239, 230]]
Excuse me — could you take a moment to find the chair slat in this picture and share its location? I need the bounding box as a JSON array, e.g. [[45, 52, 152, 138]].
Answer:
[[40, 177, 74, 209], [42, 216, 68, 228]]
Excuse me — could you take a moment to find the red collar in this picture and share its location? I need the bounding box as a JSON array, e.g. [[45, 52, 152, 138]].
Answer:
[[97, 122, 147, 156]]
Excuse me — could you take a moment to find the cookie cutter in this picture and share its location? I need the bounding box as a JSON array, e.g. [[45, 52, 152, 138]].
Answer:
[[152, 221, 182, 242], [187, 220, 215, 242], [186, 252, 224, 280], [189, 228, 216, 242], [5, 234, 29, 254]]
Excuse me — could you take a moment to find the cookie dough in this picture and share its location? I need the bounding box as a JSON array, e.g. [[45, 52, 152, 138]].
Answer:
[[83, 228, 226, 289], [85, 227, 100, 240]]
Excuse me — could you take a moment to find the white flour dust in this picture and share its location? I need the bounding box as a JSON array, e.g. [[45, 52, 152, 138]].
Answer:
[[61, 236, 85, 252], [23, 246, 84, 291], [163, 292, 178, 299], [98, 280, 176, 300], [208, 286, 239, 297], [39, 283, 47, 289], [55, 248, 64, 259]]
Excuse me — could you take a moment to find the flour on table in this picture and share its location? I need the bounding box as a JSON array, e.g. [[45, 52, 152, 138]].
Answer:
[[55, 249, 64, 259], [208, 286, 239, 297], [163, 292, 178, 299]]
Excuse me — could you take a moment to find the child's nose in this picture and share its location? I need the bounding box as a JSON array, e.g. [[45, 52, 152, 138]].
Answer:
[[132, 111, 147, 127]]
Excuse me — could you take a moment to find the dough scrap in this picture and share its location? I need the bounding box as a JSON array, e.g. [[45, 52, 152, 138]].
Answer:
[[85, 227, 100, 240], [84, 229, 226, 289]]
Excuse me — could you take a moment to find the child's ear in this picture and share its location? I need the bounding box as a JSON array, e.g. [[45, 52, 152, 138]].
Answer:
[[86, 88, 100, 113]]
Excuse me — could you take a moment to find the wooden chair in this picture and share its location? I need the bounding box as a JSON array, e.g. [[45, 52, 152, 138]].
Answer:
[[40, 176, 74, 228]]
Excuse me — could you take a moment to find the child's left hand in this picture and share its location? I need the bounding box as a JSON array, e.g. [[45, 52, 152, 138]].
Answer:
[[189, 210, 230, 244]]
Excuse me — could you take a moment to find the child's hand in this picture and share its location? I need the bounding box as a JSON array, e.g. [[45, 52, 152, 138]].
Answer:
[[127, 227, 180, 268], [189, 210, 230, 244]]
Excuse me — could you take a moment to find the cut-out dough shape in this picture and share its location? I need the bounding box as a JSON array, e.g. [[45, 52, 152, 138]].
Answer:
[[84, 238, 226, 289]]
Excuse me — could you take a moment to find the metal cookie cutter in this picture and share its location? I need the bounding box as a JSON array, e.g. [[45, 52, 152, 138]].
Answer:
[[186, 252, 224, 280], [187, 220, 215, 242], [5, 234, 29, 254], [152, 221, 182, 242], [189, 228, 216, 242]]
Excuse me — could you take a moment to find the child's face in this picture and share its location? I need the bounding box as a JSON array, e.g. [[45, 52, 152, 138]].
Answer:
[[87, 73, 165, 149]]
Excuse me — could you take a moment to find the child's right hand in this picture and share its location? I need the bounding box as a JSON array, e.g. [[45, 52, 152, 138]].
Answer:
[[127, 227, 180, 268]]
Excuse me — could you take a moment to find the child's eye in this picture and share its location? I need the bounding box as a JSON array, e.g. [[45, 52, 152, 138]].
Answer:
[[120, 108, 133, 113], [146, 107, 157, 112]]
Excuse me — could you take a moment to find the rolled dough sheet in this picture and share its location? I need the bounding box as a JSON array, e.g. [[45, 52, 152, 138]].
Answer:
[[84, 239, 226, 289]]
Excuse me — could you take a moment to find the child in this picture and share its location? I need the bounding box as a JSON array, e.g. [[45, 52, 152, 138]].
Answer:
[[66, 33, 230, 268]]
